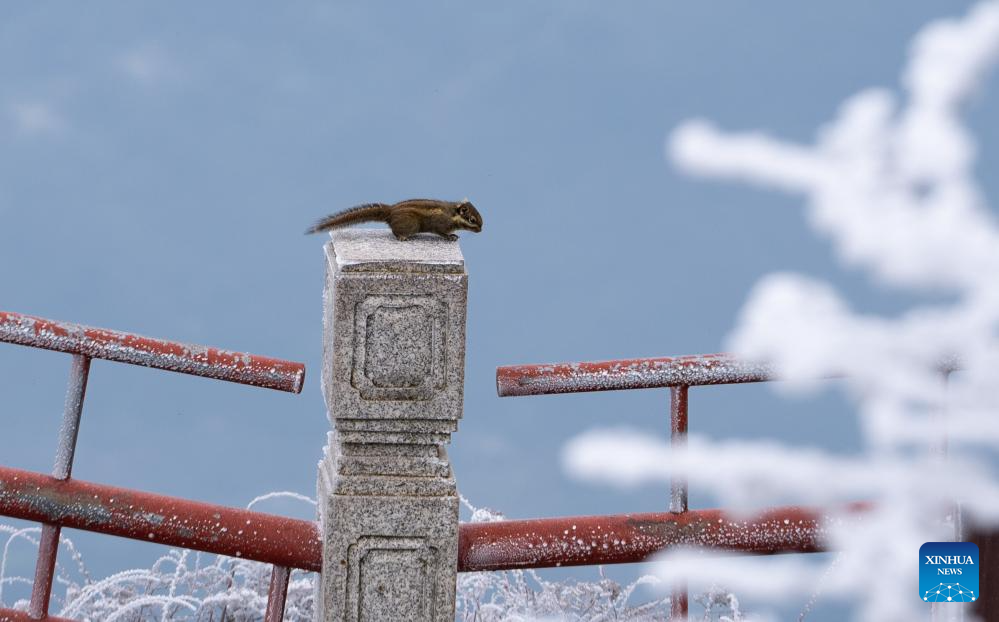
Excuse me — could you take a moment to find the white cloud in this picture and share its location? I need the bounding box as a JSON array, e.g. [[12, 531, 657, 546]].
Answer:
[[117, 44, 179, 85], [8, 101, 65, 136]]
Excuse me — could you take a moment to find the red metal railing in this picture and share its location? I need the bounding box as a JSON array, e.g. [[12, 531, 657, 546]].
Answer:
[[0, 313, 825, 620], [487, 357, 999, 621], [495, 353, 774, 396], [458, 503, 872, 572], [0, 311, 308, 622], [480, 354, 846, 621], [0, 311, 305, 393], [0, 466, 321, 572], [4, 312, 974, 620], [6, 311, 813, 620]]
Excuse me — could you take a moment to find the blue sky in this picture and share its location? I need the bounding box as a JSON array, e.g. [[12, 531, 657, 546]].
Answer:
[[1, 1, 995, 617]]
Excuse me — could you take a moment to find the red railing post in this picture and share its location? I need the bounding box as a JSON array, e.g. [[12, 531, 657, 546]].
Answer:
[[265, 566, 291, 622], [28, 354, 90, 619], [669, 386, 689, 621]]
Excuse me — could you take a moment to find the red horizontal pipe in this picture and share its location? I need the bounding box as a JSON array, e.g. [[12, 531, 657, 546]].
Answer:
[[0, 608, 74, 621], [458, 504, 869, 572], [497, 353, 775, 397], [0, 467, 870, 578], [0, 310, 305, 393], [0, 466, 322, 572]]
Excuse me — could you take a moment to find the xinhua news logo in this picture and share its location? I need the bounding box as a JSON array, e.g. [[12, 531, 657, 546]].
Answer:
[[920, 542, 979, 603]]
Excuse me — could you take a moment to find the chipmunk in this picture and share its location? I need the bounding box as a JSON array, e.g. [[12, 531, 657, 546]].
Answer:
[[305, 198, 483, 241]]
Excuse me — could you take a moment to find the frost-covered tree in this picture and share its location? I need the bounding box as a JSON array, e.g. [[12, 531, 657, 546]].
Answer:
[[564, 2, 999, 620]]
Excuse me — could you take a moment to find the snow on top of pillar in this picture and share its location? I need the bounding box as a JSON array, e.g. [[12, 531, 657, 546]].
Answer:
[[327, 229, 465, 273]]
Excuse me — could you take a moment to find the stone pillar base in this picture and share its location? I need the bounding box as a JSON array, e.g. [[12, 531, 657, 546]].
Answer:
[[315, 452, 458, 621]]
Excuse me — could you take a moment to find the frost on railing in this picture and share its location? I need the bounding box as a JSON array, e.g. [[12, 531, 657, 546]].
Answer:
[[454, 497, 746, 622], [0, 495, 319, 622], [0, 497, 748, 621]]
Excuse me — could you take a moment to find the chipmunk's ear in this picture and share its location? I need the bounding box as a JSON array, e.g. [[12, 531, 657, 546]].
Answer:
[[460, 197, 471, 205]]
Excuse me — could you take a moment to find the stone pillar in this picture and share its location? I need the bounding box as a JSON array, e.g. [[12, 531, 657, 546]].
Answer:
[[316, 230, 467, 622]]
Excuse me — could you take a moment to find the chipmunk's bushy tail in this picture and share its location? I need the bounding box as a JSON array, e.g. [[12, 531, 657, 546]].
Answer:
[[305, 203, 391, 234]]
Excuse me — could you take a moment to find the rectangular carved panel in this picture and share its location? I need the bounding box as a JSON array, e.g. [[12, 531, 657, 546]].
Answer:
[[347, 536, 438, 622], [324, 266, 467, 422], [351, 295, 446, 400]]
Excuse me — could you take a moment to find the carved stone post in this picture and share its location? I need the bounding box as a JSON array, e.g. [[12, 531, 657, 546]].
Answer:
[[316, 230, 467, 622]]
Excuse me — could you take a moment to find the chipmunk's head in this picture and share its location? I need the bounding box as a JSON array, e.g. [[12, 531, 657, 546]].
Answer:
[[453, 198, 483, 233]]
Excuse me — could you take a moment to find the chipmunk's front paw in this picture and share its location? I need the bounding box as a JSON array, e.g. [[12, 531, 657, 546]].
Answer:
[[445, 234, 459, 241]]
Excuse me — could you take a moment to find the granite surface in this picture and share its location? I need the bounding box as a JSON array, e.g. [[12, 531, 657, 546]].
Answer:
[[322, 260, 468, 423], [315, 230, 465, 622], [328, 229, 465, 273], [316, 454, 459, 622]]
